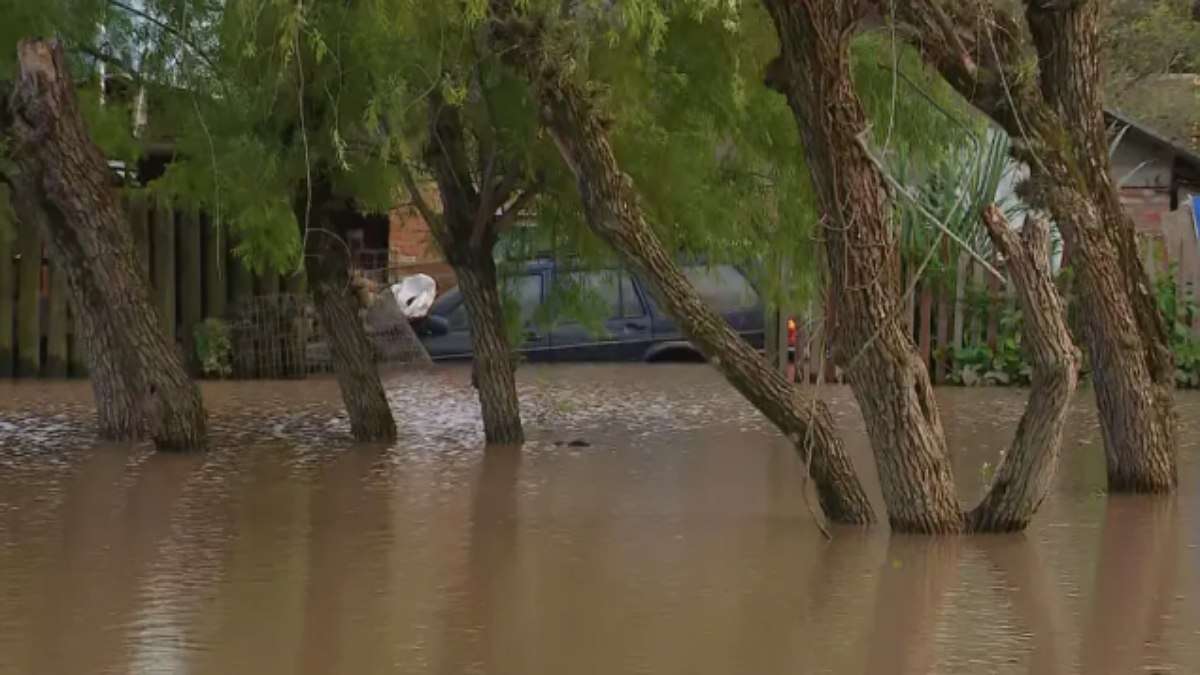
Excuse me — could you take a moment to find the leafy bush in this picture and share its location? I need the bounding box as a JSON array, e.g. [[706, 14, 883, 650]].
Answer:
[[947, 307, 1032, 386], [1154, 265, 1200, 388], [194, 319, 233, 379]]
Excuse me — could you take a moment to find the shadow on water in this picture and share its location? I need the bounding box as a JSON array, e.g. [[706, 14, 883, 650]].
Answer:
[[434, 446, 521, 675]]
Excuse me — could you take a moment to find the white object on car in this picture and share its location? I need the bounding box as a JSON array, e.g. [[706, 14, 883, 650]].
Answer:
[[390, 273, 437, 319]]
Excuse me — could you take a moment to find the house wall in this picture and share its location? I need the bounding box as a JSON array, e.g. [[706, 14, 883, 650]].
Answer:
[[1112, 134, 1174, 189]]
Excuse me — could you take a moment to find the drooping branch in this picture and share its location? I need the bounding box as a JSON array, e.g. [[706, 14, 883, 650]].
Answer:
[[967, 206, 1079, 532], [107, 0, 220, 75], [487, 1, 876, 526]]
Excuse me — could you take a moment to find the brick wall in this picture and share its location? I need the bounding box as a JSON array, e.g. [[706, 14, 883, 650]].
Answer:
[[388, 204, 438, 264], [388, 185, 456, 294]]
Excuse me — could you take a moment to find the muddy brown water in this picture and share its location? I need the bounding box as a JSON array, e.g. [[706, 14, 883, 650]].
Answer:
[[0, 364, 1198, 674]]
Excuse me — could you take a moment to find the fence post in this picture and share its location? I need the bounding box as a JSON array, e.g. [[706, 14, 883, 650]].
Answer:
[[918, 281, 933, 375], [128, 193, 150, 281], [285, 268, 307, 295], [16, 220, 41, 377], [154, 203, 176, 340], [204, 218, 226, 319], [953, 255, 969, 353], [179, 209, 204, 366], [68, 302, 87, 377], [46, 264, 68, 377], [0, 226, 12, 377], [986, 272, 1001, 350], [257, 270, 281, 296], [934, 240, 951, 383], [970, 263, 986, 347]]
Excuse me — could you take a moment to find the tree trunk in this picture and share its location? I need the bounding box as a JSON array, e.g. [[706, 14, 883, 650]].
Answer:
[[885, 0, 1177, 492], [454, 254, 525, 444], [967, 208, 1079, 532], [761, 0, 961, 533], [4, 39, 207, 450], [489, 11, 875, 525], [1025, 0, 1176, 491], [305, 225, 397, 443], [420, 98, 525, 445]]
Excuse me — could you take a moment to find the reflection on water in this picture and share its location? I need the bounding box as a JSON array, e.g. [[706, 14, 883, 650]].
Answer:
[[0, 365, 1198, 674]]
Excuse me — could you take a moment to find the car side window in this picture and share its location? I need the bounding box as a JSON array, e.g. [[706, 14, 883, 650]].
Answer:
[[511, 274, 543, 324], [619, 273, 645, 318], [683, 265, 759, 310], [447, 300, 469, 331], [549, 271, 622, 323]]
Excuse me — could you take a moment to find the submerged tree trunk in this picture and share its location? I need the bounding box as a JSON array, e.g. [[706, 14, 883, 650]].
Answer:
[[967, 208, 1079, 532], [4, 39, 207, 450], [417, 100, 526, 445], [885, 0, 1177, 492], [762, 1, 1078, 533], [305, 225, 397, 443], [761, 0, 961, 532], [454, 254, 524, 444], [489, 11, 875, 525]]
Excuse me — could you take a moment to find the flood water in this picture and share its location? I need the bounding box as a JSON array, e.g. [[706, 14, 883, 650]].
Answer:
[[0, 364, 1197, 674]]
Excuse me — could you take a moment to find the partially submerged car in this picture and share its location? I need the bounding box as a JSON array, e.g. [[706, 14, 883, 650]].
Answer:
[[416, 259, 765, 362]]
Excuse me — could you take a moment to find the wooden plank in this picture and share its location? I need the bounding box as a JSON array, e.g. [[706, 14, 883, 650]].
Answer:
[[153, 204, 177, 340], [229, 248, 255, 309], [153, 201, 176, 338], [285, 268, 308, 295], [204, 218, 226, 318], [128, 193, 151, 281], [16, 220, 41, 377], [257, 269, 281, 297], [45, 263, 68, 377], [934, 240, 952, 383], [0, 226, 12, 377], [986, 272, 1001, 350], [179, 209, 204, 366], [952, 255, 969, 351], [918, 282, 934, 373], [68, 305, 87, 378], [969, 263, 986, 347]]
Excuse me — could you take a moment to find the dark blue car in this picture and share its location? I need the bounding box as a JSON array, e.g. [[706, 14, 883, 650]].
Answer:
[[417, 260, 765, 362]]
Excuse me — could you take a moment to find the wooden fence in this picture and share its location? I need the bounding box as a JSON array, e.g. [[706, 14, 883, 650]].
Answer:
[[788, 250, 1016, 386], [5, 199, 1197, 382], [0, 198, 308, 379], [790, 216, 1200, 386]]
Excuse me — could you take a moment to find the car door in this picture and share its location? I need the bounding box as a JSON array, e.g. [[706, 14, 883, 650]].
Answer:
[[503, 271, 551, 361], [422, 272, 549, 360], [421, 292, 474, 360], [547, 270, 652, 361]]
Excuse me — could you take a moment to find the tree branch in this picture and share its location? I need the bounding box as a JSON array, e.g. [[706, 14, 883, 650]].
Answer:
[[398, 161, 441, 232], [967, 205, 1079, 531]]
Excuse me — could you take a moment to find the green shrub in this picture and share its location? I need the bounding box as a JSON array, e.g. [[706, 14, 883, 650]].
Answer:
[[194, 319, 233, 379]]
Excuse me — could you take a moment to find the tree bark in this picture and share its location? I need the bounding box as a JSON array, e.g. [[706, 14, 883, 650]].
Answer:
[[417, 98, 525, 445], [3, 39, 207, 450], [883, 0, 1177, 492], [761, 0, 961, 532], [454, 255, 525, 444], [967, 208, 1079, 532], [488, 8, 875, 525], [305, 225, 397, 443]]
